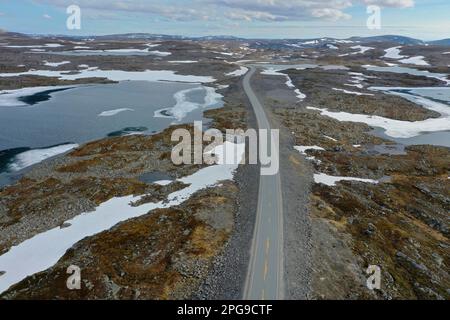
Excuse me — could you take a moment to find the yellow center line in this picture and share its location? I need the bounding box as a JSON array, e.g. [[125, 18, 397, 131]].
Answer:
[[264, 259, 269, 281], [264, 238, 270, 281]]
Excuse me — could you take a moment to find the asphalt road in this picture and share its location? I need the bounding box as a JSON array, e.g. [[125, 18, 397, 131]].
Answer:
[[243, 67, 284, 300]]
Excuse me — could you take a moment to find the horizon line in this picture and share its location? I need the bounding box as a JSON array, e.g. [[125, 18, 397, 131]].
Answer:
[[2, 30, 448, 42]]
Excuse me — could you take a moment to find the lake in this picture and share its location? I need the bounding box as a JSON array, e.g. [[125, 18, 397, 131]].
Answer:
[[369, 87, 450, 147], [0, 80, 223, 175]]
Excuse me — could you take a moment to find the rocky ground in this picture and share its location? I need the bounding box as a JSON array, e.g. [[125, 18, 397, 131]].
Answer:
[[0, 33, 257, 90], [0, 34, 256, 298], [1, 181, 238, 299], [0, 87, 252, 298], [0, 32, 449, 300]]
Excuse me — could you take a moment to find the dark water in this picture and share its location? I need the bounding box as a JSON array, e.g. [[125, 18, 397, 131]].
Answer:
[[18, 87, 74, 105], [0, 147, 28, 172], [138, 172, 173, 184]]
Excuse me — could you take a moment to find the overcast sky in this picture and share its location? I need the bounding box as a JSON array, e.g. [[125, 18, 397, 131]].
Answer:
[[0, 0, 449, 40]]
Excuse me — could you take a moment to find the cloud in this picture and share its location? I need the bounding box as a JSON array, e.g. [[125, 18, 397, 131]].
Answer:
[[311, 8, 351, 21], [35, 0, 213, 21], [214, 0, 414, 21], [33, 0, 415, 23], [225, 10, 284, 22], [43, 13, 52, 19], [362, 0, 415, 8], [215, 0, 353, 21]]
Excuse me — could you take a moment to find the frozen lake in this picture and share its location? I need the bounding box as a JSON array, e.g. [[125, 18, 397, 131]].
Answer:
[[369, 87, 450, 147], [0, 80, 222, 174]]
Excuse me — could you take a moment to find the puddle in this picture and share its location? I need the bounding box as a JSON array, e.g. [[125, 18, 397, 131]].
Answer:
[[138, 172, 173, 184]]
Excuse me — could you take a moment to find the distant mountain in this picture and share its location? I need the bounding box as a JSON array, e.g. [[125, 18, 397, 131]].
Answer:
[[84, 33, 245, 41], [427, 38, 450, 46], [347, 35, 425, 45], [250, 35, 450, 49], [197, 35, 244, 41], [91, 33, 187, 40], [4, 31, 450, 47]]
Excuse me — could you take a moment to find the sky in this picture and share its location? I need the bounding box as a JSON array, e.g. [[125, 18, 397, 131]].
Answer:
[[0, 0, 449, 40]]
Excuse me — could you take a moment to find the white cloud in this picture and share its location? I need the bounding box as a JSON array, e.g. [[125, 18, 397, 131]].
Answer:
[[362, 0, 415, 8], [311, 8, 351, 20], [43, 13, 52, 19], [33, 0, 415, 23], [225, 10, 283, 22]]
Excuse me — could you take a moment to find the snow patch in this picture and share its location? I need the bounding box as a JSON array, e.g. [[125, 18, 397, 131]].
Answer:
[[0, 68, 216, 83], [350, 45, 373, 54], [64, 44, 169, 56], [98, 108, 134, 117], [5, 43, 63, 49], [294, 89, 306, 100], [8, 144, 78, 172], [383, 46, 406, 59], [225, 66, 249, 77], [303, 40, 319, 45], [314, 173, 378, 186], [154, 86, 222, 121], [168, 60, 198, 64], [324, 135, 337, 142], [307, 100, 450, 138], [345, 83, 364, 89], [294, 146, 325, 155], [398, 56, 429, 66], [332, 88, 374, 96], [43, 61, 70, 67], [153, 180, 173, 186], [147, 50, 172, 57]]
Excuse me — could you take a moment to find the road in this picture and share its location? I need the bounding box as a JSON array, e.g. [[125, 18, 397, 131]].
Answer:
[[243, 67, 284, 300]]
